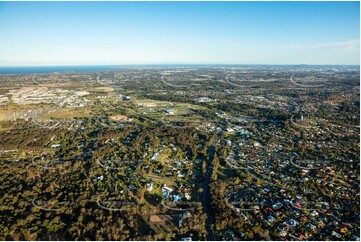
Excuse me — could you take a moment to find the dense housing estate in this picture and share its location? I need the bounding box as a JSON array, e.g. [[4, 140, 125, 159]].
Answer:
[[0, 65, 359, 240]]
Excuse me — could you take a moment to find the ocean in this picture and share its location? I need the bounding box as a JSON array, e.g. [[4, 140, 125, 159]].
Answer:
[[0, 64, 221, 74], [0, 65, 128, 74], [0, 64, 358, 74]]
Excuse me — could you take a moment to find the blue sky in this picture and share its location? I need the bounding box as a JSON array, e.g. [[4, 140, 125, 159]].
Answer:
[[0, 1, 359, 66]]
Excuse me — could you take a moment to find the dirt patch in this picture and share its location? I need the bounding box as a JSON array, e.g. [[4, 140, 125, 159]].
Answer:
[[109, 115, 133, 122], [93, 87, 114, 92]]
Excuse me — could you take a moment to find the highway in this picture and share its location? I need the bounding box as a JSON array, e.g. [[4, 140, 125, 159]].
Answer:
[[202, 130, 222, 241]]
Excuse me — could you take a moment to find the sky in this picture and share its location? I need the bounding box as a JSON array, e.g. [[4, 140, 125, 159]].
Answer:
[[0, 1, 359, 66]]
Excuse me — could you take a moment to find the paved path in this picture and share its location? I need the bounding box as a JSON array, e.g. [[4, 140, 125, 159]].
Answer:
[[289, 74, 323, 88], [161, 74, 189, 88]]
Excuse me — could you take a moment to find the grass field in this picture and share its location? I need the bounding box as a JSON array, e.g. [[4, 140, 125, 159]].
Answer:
[[135, 98, 174, 108], [162, 114, 205, 122], [42, 107, 92, 119], [0, 103, 55, 121]]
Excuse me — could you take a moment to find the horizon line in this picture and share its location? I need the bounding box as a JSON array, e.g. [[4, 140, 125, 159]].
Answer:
[[0, 63, 359, 67]]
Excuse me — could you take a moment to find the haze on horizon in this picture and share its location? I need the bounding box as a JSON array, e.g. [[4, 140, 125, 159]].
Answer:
[[0, 1, 359, 66]]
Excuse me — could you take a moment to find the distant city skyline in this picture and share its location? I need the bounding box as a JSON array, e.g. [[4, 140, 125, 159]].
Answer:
[[0, 1, 359, 66]]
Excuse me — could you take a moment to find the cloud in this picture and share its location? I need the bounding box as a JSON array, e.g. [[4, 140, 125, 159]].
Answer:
[[315, 39, 360, 53], [285, 39, 360, 53]]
